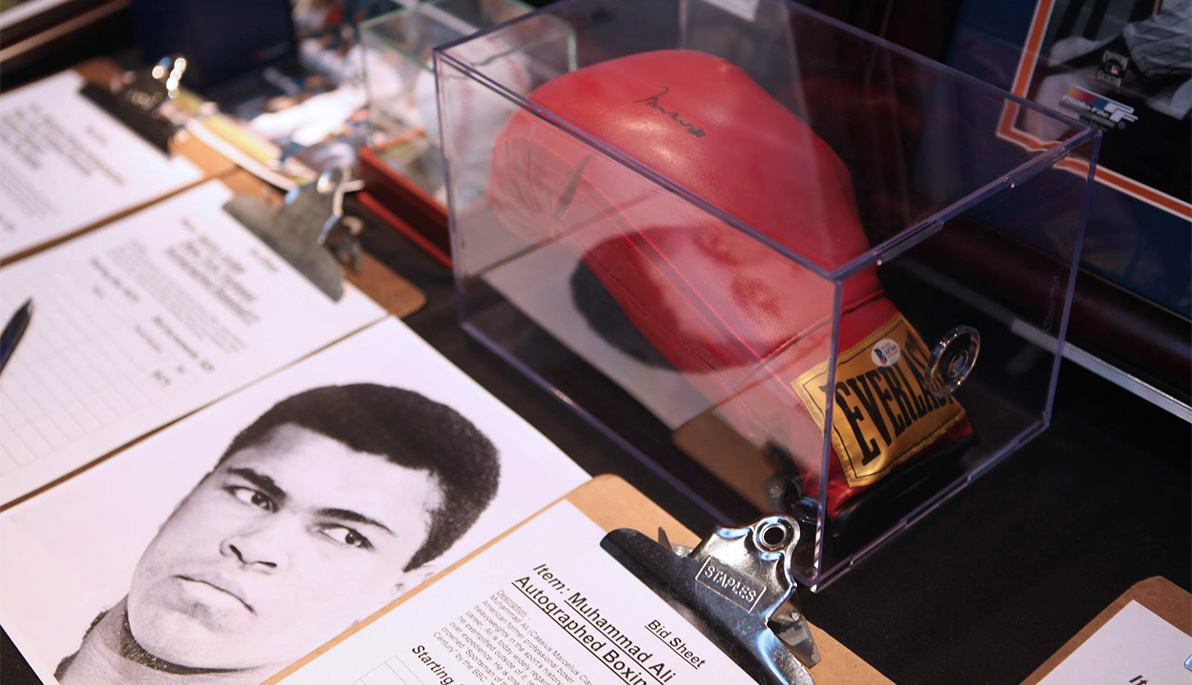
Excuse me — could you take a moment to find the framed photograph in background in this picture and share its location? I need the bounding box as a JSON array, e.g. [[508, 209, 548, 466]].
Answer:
[[1000, 0, 1191, 220]]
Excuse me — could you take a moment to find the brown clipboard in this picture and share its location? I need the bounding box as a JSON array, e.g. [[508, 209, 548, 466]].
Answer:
[[0, 58, 237, 266], [269, 475, 893, 685], [1021, 577, 1192, 685]]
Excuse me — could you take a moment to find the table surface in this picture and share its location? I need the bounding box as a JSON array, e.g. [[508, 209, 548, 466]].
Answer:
[[3, 193, 1190, 685]]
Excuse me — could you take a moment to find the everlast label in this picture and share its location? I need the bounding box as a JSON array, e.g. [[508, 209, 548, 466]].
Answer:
[[792, 315, 966, 487]]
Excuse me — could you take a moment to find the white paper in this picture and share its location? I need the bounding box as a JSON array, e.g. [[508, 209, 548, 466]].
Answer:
[[0, 316, 589, 685], [0, 180, 384, 504], [1038, 600, 1192, 685], [282, 501, 755, 685], [0, 71, 204, 259]]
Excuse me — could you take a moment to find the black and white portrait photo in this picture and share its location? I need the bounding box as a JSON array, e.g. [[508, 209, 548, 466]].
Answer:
[[0, 319, 587, 684]]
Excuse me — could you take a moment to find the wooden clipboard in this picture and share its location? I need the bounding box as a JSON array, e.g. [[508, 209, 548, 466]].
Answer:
[[0, 58, 236, 266], [1021, 577, 1192, 684], [270, 475, 892, 685]]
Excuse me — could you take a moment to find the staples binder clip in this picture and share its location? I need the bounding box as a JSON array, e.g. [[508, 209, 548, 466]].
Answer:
[[602, 514, 820, 685], [222, 167, 365, 301], [80, 56, 189, 154]]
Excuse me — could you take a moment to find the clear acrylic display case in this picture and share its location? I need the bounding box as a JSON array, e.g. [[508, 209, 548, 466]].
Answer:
[[361, 0, 534, 204], [435, 0, 1100, 588]]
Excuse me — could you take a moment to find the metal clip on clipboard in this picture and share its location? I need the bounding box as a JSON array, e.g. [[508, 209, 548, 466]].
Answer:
[[78, 55, 365, 301], [79, 55, 189, 154], [222, 167, 365, 302], [601, 514, 821, 685]]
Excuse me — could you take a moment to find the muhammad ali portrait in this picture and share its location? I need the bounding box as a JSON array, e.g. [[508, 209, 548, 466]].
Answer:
[[52, 383, 500, 684]]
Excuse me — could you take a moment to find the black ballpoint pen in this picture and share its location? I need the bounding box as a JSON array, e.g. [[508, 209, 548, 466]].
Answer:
[[0, 298, 33, 376]]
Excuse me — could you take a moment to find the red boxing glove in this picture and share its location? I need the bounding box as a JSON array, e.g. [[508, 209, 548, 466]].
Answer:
[[490, 50, 970, 517]]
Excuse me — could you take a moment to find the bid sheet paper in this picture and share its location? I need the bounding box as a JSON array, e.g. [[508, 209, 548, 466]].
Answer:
[[0, 70, 203, 260], [0, 181, 384, 505], [1037, 600, 1192, 685], [280, 501, 756, 685]]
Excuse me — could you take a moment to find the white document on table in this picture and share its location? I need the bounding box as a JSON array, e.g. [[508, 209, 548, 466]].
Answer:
[[0, 180, 384, 505], [0, 316, 588, 685], [279, 500, 756, 685], [0, 70, 204, 260], [1037, 600, 1192, 685]]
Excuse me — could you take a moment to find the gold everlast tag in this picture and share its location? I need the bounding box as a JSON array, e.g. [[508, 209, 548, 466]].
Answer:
[[792, 315, 966, 487]]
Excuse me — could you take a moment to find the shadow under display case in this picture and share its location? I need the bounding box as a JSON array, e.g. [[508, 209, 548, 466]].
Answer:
[[435, 0, 1100, 588]]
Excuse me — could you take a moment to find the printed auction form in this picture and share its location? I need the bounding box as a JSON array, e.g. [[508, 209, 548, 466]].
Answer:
[[0, 70, 204, 260], [1036, 601, 1192, 685], [279, 502, 756, 685], [0, 180, 384, 505]]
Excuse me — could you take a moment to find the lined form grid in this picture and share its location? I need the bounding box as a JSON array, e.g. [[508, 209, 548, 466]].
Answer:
[[0, 250, 199, 474], [352, 655, 428, 685], [114, 240, 247, 355]]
